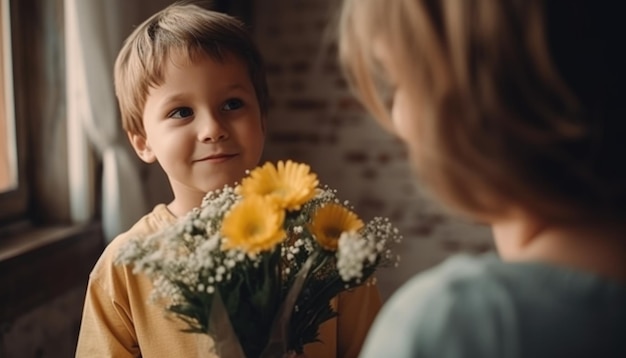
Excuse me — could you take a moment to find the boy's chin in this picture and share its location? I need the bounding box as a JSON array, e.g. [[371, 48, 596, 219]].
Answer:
[[190, 164, 255, 193], [198, 177, 244, 193]]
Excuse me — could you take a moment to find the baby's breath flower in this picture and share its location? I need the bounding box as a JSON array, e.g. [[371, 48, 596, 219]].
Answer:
[[336, 232, 372, 282]]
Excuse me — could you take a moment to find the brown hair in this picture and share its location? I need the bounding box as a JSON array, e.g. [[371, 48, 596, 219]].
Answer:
[[339, 0, 626, 223], [115, 1, 269, 136]]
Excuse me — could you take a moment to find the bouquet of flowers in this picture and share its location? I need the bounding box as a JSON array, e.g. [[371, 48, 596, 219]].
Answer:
[[116, 160, 401, 357]]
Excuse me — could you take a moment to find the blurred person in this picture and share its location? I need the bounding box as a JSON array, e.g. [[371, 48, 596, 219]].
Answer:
[[338, 0, 626, 357]]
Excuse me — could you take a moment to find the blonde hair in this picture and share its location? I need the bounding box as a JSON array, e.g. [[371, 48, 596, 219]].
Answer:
[[115, 2, 268, 136], [339, 0, 626, 223]]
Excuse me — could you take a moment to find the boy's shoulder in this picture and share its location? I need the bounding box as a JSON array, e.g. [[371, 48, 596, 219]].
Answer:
[[104, 203, 175, 253], [115, 203, 176, 242], [89, 204, 176, 283]]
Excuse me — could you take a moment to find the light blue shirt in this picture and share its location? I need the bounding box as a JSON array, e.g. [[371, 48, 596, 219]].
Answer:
[[360, 254, 626, 358]]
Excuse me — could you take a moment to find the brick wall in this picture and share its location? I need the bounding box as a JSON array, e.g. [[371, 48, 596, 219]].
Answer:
[[253, 0, 494, 299]]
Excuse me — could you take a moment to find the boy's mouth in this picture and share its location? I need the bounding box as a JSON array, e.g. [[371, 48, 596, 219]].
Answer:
[[193, 153, 238, 163]]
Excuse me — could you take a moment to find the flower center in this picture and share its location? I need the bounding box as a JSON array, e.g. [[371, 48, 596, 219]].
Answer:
[[323, 226, 343, 240], [245, 223, 262, 237], [270, 185, 288, 197]]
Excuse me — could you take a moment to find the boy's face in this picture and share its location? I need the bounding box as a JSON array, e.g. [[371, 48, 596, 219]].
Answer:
[[130, 51, 265, 212]]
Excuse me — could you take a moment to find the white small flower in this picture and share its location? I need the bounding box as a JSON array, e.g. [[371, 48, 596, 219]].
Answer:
[[193, 219, 205, 230], [336, 232, 377, 282]]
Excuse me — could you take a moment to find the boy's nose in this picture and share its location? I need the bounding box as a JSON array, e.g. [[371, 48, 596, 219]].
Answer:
[[198, 115, 229, 143]]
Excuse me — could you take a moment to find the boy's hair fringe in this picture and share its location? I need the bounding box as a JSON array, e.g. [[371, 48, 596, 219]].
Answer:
[[114, 1, 268, 137]]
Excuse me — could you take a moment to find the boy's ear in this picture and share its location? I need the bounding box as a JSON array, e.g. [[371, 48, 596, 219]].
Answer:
[[127, 132, 156, 163]]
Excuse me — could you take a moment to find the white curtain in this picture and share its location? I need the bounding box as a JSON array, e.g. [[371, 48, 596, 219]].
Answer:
[[65, 0, 147, 242]]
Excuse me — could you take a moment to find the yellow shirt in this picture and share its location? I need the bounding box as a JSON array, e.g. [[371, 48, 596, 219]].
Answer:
[[76, 204, 382, 358]]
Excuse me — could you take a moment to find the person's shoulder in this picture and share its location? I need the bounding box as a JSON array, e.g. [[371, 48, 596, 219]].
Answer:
[[391, 253, 507, 304], [361, 254, 519, 357]]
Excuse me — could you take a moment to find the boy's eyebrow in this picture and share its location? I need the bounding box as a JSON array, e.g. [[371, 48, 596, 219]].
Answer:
[[222, 82, 255, 93], [155, 94, 189, 109], [155, 83, 255, 107]]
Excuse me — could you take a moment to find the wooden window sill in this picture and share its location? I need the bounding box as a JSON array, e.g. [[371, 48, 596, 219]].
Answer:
[[0, 222, 104, 322]]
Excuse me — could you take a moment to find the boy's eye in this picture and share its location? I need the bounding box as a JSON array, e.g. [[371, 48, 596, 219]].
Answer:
[[223, 98, 244, 111], [169, 107, 194, 119]]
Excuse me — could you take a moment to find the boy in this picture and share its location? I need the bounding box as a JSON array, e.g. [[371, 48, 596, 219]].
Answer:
[[76, 3, 381, 357]]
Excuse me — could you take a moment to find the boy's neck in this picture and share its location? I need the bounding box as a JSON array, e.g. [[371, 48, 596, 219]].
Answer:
[[167, 197, 203, 217], [492, 217, 626, 283]]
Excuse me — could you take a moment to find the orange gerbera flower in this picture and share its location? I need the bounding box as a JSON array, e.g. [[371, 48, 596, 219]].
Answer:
[[309, 203, 364, 251], [221, 196, 286, 255], [238, 160, 319, 211]]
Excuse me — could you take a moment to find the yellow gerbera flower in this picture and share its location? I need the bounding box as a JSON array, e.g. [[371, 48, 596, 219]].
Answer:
[[238, 160, 319, 211], [309, 203, 364, 251], [221, 196, 286, 255]]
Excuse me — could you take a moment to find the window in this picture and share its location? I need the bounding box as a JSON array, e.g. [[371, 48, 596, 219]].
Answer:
[[0, 0, 16, 191], [0, 0, 27, 225], [0, 0, 104, 328], [0, 0, 70, 229]]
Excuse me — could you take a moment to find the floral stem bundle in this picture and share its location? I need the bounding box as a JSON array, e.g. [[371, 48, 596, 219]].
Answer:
[[116, 160, 402, 357]]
